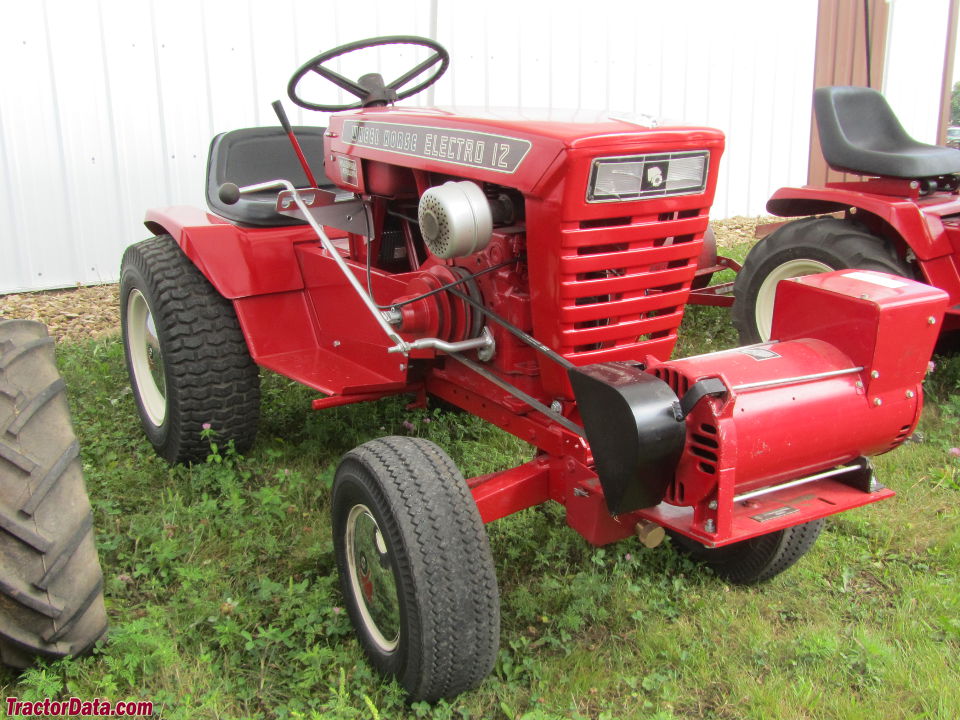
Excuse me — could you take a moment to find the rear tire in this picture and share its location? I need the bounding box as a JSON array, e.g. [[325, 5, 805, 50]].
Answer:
[[332, 436, 499, 701], [120, 235, 260, 464], [732, 217, 912, 343], [670, 519, 824, 584], [0, 319, 107, 665]]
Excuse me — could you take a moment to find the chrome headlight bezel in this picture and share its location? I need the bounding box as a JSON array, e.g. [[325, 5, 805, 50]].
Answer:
[[586, 150, 710, 203]]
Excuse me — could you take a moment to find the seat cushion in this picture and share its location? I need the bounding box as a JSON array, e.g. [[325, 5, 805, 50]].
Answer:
[[205, 126, 335, 226], [815, 86, 960, 179]]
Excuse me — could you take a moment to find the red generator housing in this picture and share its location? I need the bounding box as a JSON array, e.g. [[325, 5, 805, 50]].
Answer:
[[641, 270, 945, 546]]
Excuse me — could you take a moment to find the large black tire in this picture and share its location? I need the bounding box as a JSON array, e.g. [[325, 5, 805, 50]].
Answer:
[[732, 217, 912, 344], [120, 235, 260, 464], [0, 319, 107, 666], [332, 436, 499, 701], [670, 519, 824, 585]]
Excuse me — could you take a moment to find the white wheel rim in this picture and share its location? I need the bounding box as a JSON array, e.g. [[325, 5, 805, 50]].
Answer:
[[126, 289, 167, 426], [754, 259, 832, 341], [345, 504, 400, 652]]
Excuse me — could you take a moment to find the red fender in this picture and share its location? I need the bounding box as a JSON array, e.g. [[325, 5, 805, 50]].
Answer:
[[767, 185, 960, 311], [767, 185, 958, 260], [143, 206, 315, 298]]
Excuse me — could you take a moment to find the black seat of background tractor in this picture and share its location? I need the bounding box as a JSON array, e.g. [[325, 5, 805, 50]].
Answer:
[[206, 126, 335, 226], [814, 86, 960, 179]]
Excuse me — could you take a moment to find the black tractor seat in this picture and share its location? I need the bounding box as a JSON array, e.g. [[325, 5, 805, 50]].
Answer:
[[206, 126, 336, 226], [814, 86, 960, 179]]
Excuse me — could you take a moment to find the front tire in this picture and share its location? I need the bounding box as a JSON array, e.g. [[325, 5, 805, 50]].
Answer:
[[120, 235, 260, 464], [670, 519, 824, 584], [732, 217, 912, 344], [0, 319, 107, 666], [332, 437, 499, 701]]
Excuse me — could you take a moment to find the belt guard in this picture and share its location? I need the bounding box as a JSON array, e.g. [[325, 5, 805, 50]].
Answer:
[[568, 362, 685, 514]]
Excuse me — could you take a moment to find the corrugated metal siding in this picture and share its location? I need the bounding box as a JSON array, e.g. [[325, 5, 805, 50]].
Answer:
[[433, 0, 819, 222], [808, 0, 890, 186], [1, 0, 817, 294]]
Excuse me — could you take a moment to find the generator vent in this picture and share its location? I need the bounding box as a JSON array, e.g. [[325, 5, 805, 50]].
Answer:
[[689, 425, 719, 475], [652, 365, 720, 505], [889, 423, 912, 450]]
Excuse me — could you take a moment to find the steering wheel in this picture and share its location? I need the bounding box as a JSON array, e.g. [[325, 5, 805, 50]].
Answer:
[[288, 35, 449, 112]]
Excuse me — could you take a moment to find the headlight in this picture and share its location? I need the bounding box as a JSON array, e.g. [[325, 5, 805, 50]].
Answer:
[[586, 150, 709, 203]]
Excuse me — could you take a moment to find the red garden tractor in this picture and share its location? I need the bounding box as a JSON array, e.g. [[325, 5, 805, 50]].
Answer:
[[732, 85, 960, 345], [120, 39, 949, 701]]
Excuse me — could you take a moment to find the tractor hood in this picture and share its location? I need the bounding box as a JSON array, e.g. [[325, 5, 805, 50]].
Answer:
[[324, 106, 725, 196]]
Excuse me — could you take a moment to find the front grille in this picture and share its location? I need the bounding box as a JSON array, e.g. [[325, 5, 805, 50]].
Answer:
[[556, 211, 707, 363]]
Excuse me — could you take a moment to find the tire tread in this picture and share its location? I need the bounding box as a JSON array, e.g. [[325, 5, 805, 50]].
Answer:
[[0, 319, 107, 666], [671, 519, 825, 584], [335, 436, 499, 701], [120, 235, 260, 463], [733, 217, 912, 344]]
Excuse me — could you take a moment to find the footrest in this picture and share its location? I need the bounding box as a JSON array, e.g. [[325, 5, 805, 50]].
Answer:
[[638, 471, 895, 548], [258, 347, 407, 396]]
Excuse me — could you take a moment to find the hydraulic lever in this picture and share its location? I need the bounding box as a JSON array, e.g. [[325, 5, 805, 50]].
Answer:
[[271, 100, 320, 189]]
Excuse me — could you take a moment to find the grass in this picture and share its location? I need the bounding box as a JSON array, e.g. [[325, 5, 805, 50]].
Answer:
[[2, 240, 959, 719]]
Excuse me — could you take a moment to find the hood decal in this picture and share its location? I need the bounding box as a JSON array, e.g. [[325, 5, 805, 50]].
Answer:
[[341, 120, 531, 174]]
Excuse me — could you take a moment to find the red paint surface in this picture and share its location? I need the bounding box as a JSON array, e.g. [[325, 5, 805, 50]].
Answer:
[[142, 105, 944, 548]]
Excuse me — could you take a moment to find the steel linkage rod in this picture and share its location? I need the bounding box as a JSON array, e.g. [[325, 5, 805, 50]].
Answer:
[[448, 352, 585, 437]]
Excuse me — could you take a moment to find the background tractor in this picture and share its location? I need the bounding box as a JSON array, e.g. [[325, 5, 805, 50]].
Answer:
[[733, 85, 960, 347]]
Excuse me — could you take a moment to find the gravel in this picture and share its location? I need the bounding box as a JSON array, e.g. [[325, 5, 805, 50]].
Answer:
[[712, 215, 769, 248], [0, 284, 120, 343], [0, 217, 768, 343]]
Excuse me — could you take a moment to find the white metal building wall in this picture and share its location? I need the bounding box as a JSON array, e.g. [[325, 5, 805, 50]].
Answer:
[[433, 0, 819, 223], [883, 0, 951, 145], [0, 0, 820, 294]]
